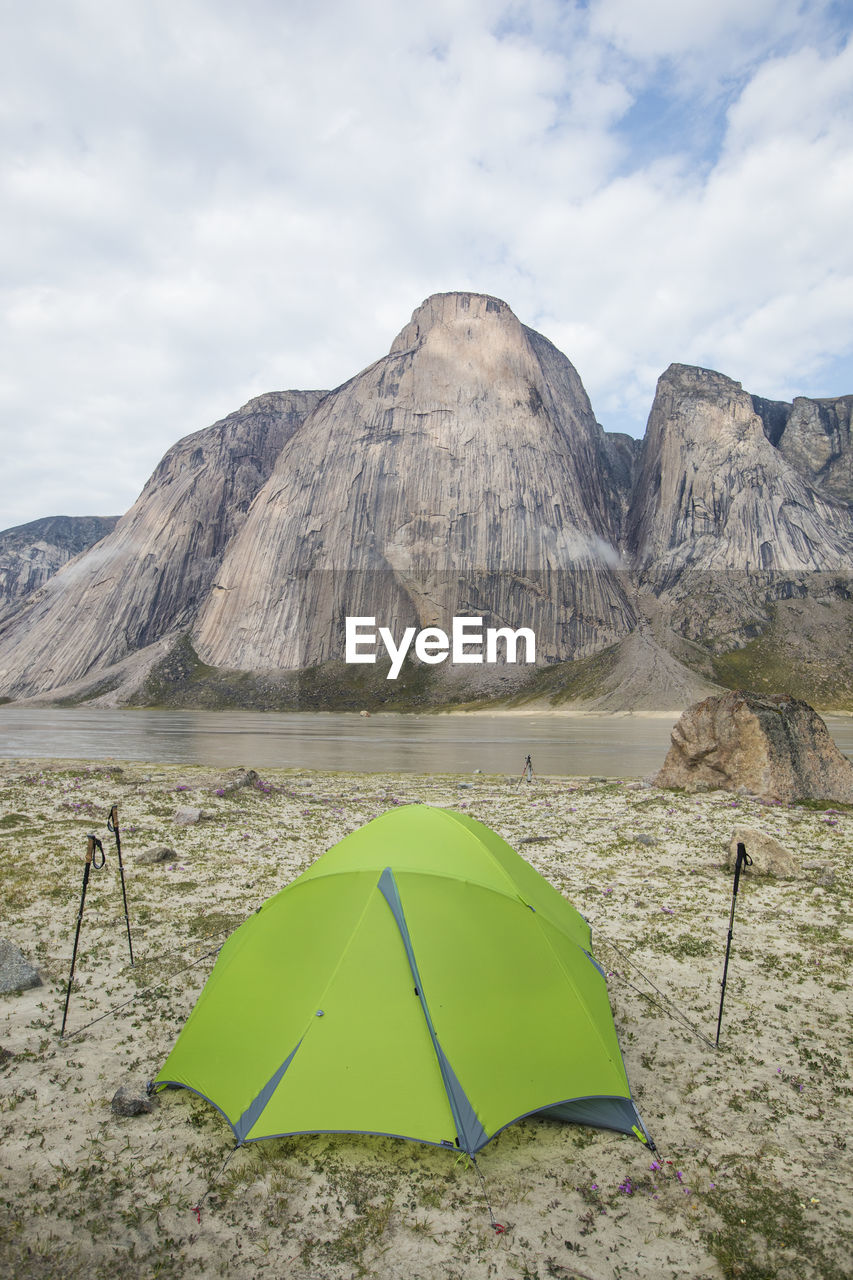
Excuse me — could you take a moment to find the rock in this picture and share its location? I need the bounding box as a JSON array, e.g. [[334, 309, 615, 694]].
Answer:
[[0, 1045, 14, 1068], [761, 392, 853, 505], [635, 833, 658, 847], [728, 826, 798, 877], [627, 366, 853, 660], [0, 939, 42, 994], [174, 806, 204, 825], [817, 868, 837, 887], [136, 845, 179, 865], [194, 292, 634, 674], [655, 691, 853, 803], [0, 294, 850, 712], [629, 366, 853, 580], [0, 390, 324, 698], [0, 515, 119, 616], [111, 1083, 154, 1117], [219, 768, 260, 794]]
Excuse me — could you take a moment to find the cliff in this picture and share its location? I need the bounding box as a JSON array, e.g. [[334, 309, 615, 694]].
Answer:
[[194, 293, 635, 673], [0, 391, 324, 697], [0, 515, 119, 615], [0, 294, 849, 711]]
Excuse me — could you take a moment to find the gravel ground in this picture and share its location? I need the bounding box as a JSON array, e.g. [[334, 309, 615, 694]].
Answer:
[[0, 758, 850, 1280]]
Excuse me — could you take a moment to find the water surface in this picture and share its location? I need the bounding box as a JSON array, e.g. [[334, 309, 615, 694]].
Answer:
[[0, 706, 850, 778]]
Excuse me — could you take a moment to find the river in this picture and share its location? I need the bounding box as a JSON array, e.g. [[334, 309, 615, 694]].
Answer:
[[0, 706, 851, 777]]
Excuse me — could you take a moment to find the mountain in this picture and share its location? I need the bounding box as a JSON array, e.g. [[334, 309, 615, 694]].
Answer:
[[0, 391, 324, 700], [628, 364, 853, 579], [0, 292, 849, 711], [0, 515, 119, 615], [194, 292, 635, 674], [624, 364, 853, 706]]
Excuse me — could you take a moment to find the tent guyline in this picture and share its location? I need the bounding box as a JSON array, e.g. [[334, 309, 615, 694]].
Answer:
[[153, 805, 655, 1158], [597, 934, 718, 1052], [62, 942, 226, 1041]]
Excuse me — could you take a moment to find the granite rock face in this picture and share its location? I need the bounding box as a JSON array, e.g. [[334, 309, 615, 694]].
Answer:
[[655, 691, 853, 802], [754, 392, 853, 505], [0, 515, 119, 615], [0, 293, 849, 709], [0, 392, 324, 697], [628, 365, 853, 577], [194, 293, 635, 672], [627, 365, 853, 657]]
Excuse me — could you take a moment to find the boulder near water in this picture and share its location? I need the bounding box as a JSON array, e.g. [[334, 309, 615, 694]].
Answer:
[[655, 690, 853, 803]]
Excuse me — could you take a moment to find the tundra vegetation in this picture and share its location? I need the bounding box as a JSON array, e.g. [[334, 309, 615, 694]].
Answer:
[[0, 759, 850, 1279]]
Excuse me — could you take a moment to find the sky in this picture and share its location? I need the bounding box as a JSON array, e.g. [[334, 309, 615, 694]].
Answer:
[[1, 0, 852, 528]]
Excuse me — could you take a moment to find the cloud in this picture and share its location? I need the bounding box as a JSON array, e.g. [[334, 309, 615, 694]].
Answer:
[[0, 0, 851, 526]]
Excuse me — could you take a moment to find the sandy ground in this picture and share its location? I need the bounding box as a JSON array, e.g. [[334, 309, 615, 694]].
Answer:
[[0, 758, 850, 1280]]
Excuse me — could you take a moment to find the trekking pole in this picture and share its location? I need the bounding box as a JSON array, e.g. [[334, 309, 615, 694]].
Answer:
[[715, 841, 752, 1047], [60, 834, 106, 1038], [107, 804, 134, 966]]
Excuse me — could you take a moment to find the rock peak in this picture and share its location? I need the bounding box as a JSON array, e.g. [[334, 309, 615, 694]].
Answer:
[[389, 291, 518, 355], [659, 363, 744, 396]]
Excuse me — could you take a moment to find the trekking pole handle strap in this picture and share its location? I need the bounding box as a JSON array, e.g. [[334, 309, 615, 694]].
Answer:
[[87, 834, 106, 869], [107, 805, 118, 833], [733, 841, 752, 893]]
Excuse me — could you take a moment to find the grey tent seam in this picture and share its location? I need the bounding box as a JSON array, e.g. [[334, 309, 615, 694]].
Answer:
[[378, 866, 489, 1155]]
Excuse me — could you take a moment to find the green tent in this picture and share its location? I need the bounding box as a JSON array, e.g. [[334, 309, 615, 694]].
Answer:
[[153, 805, 652, 1154]]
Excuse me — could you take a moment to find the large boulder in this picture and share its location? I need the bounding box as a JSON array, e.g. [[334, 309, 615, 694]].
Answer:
[[655, 690, 853, 803]]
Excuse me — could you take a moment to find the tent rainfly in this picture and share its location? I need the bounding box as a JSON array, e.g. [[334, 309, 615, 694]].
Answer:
[[153, 806, 653, 1155]]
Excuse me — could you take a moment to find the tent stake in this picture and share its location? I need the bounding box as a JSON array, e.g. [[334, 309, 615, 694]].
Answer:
[[60, 834, 105, 1038], [107, 804, 134, 965], [715, 841, 752, 1047]]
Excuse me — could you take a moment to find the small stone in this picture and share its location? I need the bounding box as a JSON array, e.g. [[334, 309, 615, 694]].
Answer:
[[0, 1045, 14, 1068], [111, 1084, 154, 1117], [174, 806, 204, 825], [817, 869, 836, 887], [136, 845, 179, 865], [218, 768, 260, 794], [0, 939, 42, 995], [728, 826, 798, 878], [636, 833, 658, 847]]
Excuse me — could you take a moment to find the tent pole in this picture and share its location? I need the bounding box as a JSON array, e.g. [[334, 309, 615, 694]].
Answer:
[[107, 804, 134, 965], [60, 834, 105, 1038], [715, 841, 752, 1047]]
